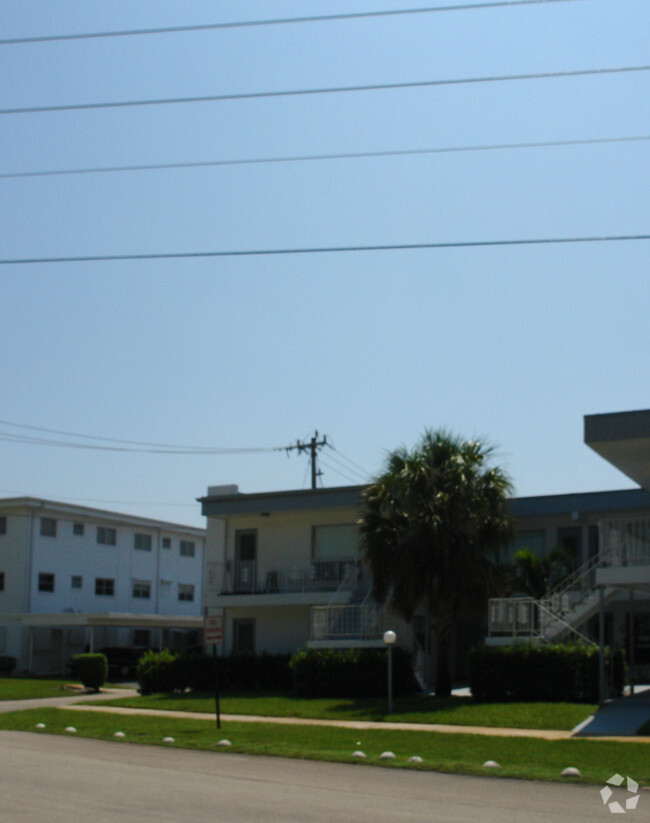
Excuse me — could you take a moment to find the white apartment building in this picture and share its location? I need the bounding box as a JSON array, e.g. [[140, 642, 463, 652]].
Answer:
[[0, 497, 205, 674]]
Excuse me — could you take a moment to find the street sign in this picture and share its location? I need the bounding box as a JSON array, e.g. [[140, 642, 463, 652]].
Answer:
[[204, 615, 223, 646]]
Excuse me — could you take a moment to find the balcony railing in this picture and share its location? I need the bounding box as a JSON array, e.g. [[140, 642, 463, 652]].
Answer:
[[310, 604, 386, 641], [600, 518, 650, 567], [205, 558, 357, 596]]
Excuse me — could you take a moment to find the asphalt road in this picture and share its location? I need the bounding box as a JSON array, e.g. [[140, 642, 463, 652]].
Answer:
[[0, 730, 620, 823]]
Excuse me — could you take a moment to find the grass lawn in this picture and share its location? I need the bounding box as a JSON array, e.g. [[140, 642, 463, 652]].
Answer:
[[0, 678, 83, 701], [90, 691, 597, 731], [0, 707, 647, 785]]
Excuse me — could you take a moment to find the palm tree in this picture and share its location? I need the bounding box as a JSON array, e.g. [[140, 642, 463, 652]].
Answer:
[[508, 545, 576, 599], [358, 429, 513, 696]]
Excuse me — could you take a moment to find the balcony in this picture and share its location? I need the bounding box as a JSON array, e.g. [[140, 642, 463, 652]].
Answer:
[[308, 604, 387, 648], [204, 558, 357, 606]]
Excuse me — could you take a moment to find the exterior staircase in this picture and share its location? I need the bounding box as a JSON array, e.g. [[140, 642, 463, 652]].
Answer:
[[488, 520, 650, 645]]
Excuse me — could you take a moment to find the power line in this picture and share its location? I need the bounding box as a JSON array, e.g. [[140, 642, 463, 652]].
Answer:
[[2, 64, 647, 117], [318, 456, 363, 486], [0, 419, 285, 454], [0, 418, 270, 451], [321, 451, 369, 483], [3, 134, 648, 180], [0, 1, 592, 46], [2, 234, 649, 266], [327, 444, 372, 479]]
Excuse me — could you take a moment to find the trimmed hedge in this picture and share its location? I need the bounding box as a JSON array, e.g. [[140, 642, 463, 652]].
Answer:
[[136, 648, 419, 698], [289, 647, 419, 698], [0, 656, 17, 676], [136, 650, 293, 695], [73, 653, 108, 691], [468, 643, 625, 702]]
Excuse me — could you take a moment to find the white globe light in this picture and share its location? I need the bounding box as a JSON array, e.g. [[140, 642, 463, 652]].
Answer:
[[383, 630, 397, 645]]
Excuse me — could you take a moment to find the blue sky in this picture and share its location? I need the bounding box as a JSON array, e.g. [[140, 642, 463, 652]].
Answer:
[[1, 0, 649, 528]]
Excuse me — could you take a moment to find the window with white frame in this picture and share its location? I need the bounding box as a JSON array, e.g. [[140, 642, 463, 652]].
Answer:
[[97, 526, 117, 546], [40, 518, 57, 537], [73, 522, 84, 536], [132, 579, 151, 599], [0, 516, 6, 535], [180, 540, 195, 557], [95, 577, 115, 596], [0, 571, 4, 591], [162, 537, 171, 549], [134, 533, 152, 551], [38, 572, 55, 592], [71, 575, 82, 589], [178, 583, 194, 602]]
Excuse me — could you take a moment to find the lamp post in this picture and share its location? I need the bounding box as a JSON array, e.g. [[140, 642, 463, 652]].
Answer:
[[383, 630, 397, 715]]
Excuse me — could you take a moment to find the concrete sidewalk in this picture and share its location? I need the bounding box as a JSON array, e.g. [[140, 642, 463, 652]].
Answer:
[[3, 688, 650, 741]]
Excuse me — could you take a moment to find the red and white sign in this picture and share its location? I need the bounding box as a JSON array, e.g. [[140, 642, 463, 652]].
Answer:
[[204, 614, 223, 646]]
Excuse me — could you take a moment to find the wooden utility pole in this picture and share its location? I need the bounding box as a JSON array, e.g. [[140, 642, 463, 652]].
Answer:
[[286, 431, 328, 489]]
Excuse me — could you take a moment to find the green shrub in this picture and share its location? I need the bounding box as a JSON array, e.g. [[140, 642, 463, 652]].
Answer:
[[73, 653, 108, 691], [289, 647, 418, 698], [468, 643, 625, 702], [136, 649, 180, 695], [136, 650, 293, 694]]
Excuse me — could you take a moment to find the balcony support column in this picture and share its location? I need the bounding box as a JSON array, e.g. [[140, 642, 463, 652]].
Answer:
[[598, 586, 605, 706]]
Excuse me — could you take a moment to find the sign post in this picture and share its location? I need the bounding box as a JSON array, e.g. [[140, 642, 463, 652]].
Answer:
[[204, 614, 223, 729]]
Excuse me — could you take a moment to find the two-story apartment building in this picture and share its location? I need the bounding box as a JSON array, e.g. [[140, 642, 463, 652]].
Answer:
[[202, 409, 650, 687], [199, 484, 410, 658], [0, 497, 206, 674]]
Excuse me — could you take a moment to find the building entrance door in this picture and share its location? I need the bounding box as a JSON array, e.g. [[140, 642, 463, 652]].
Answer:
[[234, 530, 257, 592]]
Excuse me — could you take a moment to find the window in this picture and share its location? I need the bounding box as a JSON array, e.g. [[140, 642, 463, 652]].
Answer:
[[0, 571, 4, 591], [38, 573, 55, 592], [71, 575, 82, 589], [97, 526, 117, 546], [132, 580, 151, 599], [233, 618, 255, 654], [134, 533, 152, 551], [162, 537, 171, 549], [133, 629, 150, 647], [0, 516, 6, 535], [40, 518, 57, 537], [95, 577, 115, 596], [180, 540, 195, 557], [160, 580, 171, 599], [178, 583, 194, 602], [73, 522, 84, 536]]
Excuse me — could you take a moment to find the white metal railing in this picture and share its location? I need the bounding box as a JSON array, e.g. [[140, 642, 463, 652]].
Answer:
[[600, 518, 650, 567], [487, 520, 650, 643], [488, 598, 540, 637], [310, 604, 385, 641], [204, 558, 356, 596]]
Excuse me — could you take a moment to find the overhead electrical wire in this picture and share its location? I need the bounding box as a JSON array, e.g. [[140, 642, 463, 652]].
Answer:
[[2, 234, 649, 266], [2, 64, 647, 117], [0, 419, 285, 455], [0, 1, 592, 46], [2, 134, 648, 180]]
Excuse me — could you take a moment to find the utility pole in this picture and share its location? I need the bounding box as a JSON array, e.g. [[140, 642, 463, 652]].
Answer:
[[286, 431, 328, 489]]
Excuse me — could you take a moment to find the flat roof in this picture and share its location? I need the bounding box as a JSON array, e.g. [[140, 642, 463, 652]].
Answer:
[[0, 497, 205, 536], [199, 484, 365, 516], [585, 409, 650, 492], [200, 483, 650, 519]]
